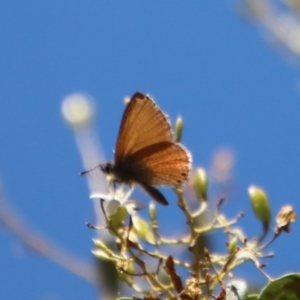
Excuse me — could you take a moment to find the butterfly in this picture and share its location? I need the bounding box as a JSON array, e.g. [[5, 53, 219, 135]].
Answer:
[[87, 92, 192, 205]]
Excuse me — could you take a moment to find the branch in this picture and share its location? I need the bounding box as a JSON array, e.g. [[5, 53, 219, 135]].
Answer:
[[0, 191, 97, 284]]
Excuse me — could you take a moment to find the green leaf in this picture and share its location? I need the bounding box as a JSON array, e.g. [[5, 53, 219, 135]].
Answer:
[[258, 274, 300, 300]]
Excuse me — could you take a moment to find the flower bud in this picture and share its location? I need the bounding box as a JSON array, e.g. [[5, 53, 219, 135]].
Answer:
[[193, 168, 208, 202], [175, 115, 183, 142], [228, 237, 237, 255], [149, 201, 157, 221], [132, 215, 155, 244], [248, 185, 271, 230], [110, 205, 128, 231], [92, 249, 113, 262], [93, 239, 109, 250]]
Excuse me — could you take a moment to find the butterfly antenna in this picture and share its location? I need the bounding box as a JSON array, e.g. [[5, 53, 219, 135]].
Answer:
[[79, 165, 100, 176], [107, 178, 117, 199]]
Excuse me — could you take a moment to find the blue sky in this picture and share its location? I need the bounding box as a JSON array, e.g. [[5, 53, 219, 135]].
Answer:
[[1, 1, 300, 299]]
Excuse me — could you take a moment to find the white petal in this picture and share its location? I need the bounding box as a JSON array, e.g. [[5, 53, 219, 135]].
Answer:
[[90, 193, 113, 201], [124, 201, 145, 215], [105, 199, 121, 216]]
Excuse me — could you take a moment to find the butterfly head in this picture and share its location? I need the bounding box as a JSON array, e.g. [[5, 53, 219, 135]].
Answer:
[[100, 162, 114, 175]]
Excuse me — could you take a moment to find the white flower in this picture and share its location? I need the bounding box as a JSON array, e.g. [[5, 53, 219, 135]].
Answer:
[[90, 187, 143, 217]]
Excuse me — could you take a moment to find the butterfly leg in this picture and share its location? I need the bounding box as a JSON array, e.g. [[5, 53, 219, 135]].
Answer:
[[107, 179, 118, 200]]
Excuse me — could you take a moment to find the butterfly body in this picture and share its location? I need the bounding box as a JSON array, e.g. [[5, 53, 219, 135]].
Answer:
[[102, 92, 192, 205]]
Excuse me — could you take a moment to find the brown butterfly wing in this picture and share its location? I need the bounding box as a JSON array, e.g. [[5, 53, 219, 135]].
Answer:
[[126, 141, 192, 187], [115, 92, 173, 164], [139, 184, 169, 206]]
